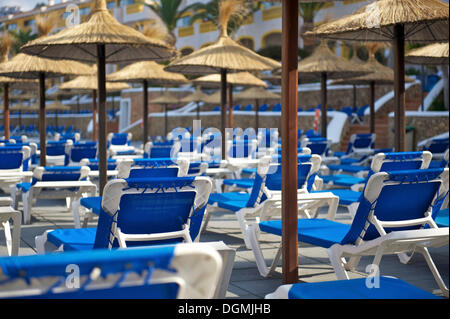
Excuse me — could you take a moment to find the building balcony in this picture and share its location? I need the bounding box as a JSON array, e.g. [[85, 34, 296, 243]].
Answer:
[[178, 25, 194, 38], [199, 21, 217, 34], [126, 3, 144, 15], [262, 6, 281, 21]]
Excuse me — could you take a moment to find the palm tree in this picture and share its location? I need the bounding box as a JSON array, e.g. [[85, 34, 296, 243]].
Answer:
[[142, 0, 198, 46], [299, 2, 326, 54], [188, 0, 261, 38], [8, 29, 38, 55]]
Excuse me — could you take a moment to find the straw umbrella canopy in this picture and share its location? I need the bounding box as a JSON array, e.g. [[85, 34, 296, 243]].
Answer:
[[305, 0, 449, 151], [165, 0, 280, 159], [406, 42, 449, 65], [0, 33, 38, 139], [0, 53, 93, 165], [234, 87, 280, 130], [106, 61, 189, 144], [333, 44, 415, 134], [21, 0, 177, 195], [297, 41, 368, 138], [59, 72, 130, 141], [179, 86, 211, 120], [406, 42, 449, 110], [192, 71, 268, 128], [151, 91, 183, 137]]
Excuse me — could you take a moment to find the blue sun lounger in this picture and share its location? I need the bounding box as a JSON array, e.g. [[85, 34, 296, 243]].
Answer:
[[265, 277, 441, 299], [73, 158, 190, 228], [0, 243, 222, 299], [314, 151, 433, 216], [36, 176, 212, 253], [247, 168, 449, 297]]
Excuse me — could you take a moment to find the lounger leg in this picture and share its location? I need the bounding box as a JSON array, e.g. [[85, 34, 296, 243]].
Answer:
[[2, 221, 13, 256], [416, 246, 449, 297], [22, 191, 32, 225], [10, 185, 19, 210], [247, 224, 280, 277], [72, 199, 81, 229], [327, 245, 350, 280]]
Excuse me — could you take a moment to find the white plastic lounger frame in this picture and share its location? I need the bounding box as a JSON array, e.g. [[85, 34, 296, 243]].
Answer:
[[105, 177, 212, 247], [37, 176, 213, 253], [0, 205, 21, 256], [21, 166, 97, 225], [248, 169, 449, 297]]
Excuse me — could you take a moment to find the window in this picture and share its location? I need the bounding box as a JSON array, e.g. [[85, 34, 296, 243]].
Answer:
[[107, 1, 116, 9], [120, 0, 135, 6], [7, 23, 17, 31], [79, 7, 90, 15], [176, 15, 191, 28], [119, 98, 131, 131], [24, 19, 35, 27]]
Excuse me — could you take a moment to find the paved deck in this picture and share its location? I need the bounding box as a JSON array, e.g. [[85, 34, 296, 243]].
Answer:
[[0, 196, 448, 299]]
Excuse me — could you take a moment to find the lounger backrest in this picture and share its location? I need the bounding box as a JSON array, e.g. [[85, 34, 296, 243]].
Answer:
[[227, 139, 258, 159], [65, 142, 98, 165], [94, 177, 212, 248], [108, 133, 131, 146], [116, 158, 189, 178], [32, 166, 90, 184], [245, 156, 272, 207], [144, 141, 181, 158], [80, 158, 118, 171], [46, 141, 70, 156], [0, 146, 30, 171], [346, 133, 376, 154], [341, 168, 448, 246], [0, 244, 221, 299], [302, 138, 329, 157], [423, 137, 449, 154]]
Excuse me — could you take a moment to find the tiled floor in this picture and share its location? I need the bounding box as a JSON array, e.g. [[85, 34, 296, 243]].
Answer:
[[1, 197, 448, 299]]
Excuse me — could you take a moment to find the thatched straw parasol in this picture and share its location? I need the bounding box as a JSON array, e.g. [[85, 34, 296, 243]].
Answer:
[[333, 43, 415, 134], [165, 0, 280, 159], [234, 87, 280, 130], [306, 0, 449, 151], [406, 42, 449, 65], [151, 91, 183, 137], [179, 86, 211, 120], [59, 71, 130, 141], [406, 42, 449, 110], [193, 71, 268, 128], [106, 61, 189, 144], [0, 33, 37, 139], [0, 40, 92, 166], [21, 0, 177, 194], [298, 41, 368, 138]]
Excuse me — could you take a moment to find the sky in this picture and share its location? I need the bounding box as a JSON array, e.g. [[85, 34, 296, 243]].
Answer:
[[0, 0, 46, 11]]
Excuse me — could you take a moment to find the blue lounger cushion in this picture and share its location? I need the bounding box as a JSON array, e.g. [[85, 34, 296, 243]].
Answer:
[[259, 219, 351, 248], [313, 189, 362, 206], [320, 174, 365, 187], [328, 164, 370, 173], [80, 196, 102, 215], [435, 209, 449, 228], [222, 178, 254, 189], [285, 277, 440, 299], [47, 228, 97, 251], [208, 192, 250, 211], [16, 182, 32, 193]]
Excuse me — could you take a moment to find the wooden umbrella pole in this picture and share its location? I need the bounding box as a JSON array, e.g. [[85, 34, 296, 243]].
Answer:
[[143, 79, 149, 145], [196, 101, 200, 120], [393, 24, 406, 152], [39, 72, 46, 167], [3, 83, 9, 140], [228, 84, 234, 129], [370, 81, 375, 134], [281, 0, 299, 285], [321, 72, 328, 139], [92, 89, 97, 142], [221, 69, 227, 160], [97, 44, 107, 196], [255, 99, 259, 131], [164, 104, 168, 137]]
